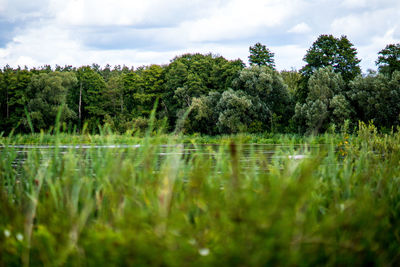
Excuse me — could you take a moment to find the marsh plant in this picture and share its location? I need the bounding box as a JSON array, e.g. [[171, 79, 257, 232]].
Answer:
[[0, 124, 400, 266]]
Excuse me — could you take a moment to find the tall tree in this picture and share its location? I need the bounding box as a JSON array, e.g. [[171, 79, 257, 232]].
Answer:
[[68, 66, 107, 130], [248, 43, 275, 69], [300, 35, 361, 82], [376, 44, 400, 76]]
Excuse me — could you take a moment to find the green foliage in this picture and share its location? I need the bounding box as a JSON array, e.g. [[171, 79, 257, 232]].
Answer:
[[27, 72, 77, 131], [348, 71, 400, 129], [233, 65, 292, 132], [216, 89, 253, 133], [301, 34, 361, 82], [122, 64, 166, 119], [0, 67, 32, 131], [1, 132, 400, 265], [280, 69, 301, 96], [164, 53, 244, 127], [248, 42, 275, 69], [294, 67, 351, 134], [80, 67, 107, 120], [184, 91, 221, 135], [103, 73, 124, 115], [2, 45, 400, 135], [185, 66, 292, 134], [376, 43, 400, 76]]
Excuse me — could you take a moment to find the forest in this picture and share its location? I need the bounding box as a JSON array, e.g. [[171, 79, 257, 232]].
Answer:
[[1, 34, 400, 135]]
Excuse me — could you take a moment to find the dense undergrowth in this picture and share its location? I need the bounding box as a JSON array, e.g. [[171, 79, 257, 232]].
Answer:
[[1, 123, 400, 266]]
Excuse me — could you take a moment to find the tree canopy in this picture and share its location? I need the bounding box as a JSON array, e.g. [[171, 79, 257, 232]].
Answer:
[[301, 35, 361, 82], [1, 39, 400, 135], [376, 44, 400, 76], [248, 43, 275, 69]]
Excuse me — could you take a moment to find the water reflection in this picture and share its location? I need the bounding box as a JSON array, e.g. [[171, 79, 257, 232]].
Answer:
[[1, 143, 321, 172]]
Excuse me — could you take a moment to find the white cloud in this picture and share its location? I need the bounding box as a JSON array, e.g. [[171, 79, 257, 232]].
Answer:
[[288, 23, 311, 34], [357, 28, 400, 71], [341, 0, 367, 8], [179, 0, 305, 43], [0, 24, 81, 67], [1, 0, 400, 72], [331, 8, 399, 43], [0, 0, 6, 12], [0, 0, 49, 21], [330, 6, 400, 71], [51, 0, 216, 27], [341, 0, 398, 9], [273, 44, 307, 70]]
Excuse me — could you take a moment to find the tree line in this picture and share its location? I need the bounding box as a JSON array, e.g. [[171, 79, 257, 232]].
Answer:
[[1, 34, 400, 135]]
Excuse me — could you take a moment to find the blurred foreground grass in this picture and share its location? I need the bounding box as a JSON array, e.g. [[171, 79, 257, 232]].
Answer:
[[1, 123, 400, 266]]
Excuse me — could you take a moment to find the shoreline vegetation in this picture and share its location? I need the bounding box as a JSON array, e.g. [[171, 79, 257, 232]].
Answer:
[[1, 37, 400, 137], [1, 123, 400, 265], [0, 131, 340, 145]]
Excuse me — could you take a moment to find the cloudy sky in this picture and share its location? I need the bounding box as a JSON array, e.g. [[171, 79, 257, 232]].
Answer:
[[0, 0, 399, 72]]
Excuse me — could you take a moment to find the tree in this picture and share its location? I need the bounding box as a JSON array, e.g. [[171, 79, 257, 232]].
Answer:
[[27, 72, 77, 130], [69, 66, 107, 129], [294, 67, 350, 134], [232, 65, 291, 131], [300, 35, 361, 82], [122, 64, 166, 117], [184, 91, 221, 135], [348, 71, 400, 129], [281, 69, 302, 96], [0, 67, 32, 132], [104, 74, 124, 115], [248, 43, 275, 69], [216, 89, 254, 134], [163, 53, 244, 128], [376, 44, 400, 76]]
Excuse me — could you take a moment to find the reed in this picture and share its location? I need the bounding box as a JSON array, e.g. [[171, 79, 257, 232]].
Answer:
[[0, 129, 399, 266]]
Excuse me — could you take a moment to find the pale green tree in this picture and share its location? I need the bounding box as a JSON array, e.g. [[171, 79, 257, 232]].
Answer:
[[294, 67, 351, 133]]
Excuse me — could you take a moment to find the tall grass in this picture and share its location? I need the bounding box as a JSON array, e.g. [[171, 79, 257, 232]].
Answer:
[[0, 127, 400, 266]]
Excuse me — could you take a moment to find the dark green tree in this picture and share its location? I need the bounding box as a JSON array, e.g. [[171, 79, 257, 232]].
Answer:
[[301, 35, 361, 82], [0, 70, 5, 131], [27, 72, 77, 130], [0, 67, 32, 132], [164, 53, 243, 128], [248, 43, 275, 69], [104, 73, 124, 115], [376, 44, 400, 76], [297, 35, 361, 104], [68, 66, 107, 130], [348, 71, 400, 129], [123, 64, 166, 117]]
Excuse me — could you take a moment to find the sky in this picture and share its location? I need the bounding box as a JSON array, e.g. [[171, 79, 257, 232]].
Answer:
[[0, 0, 399, 72]]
